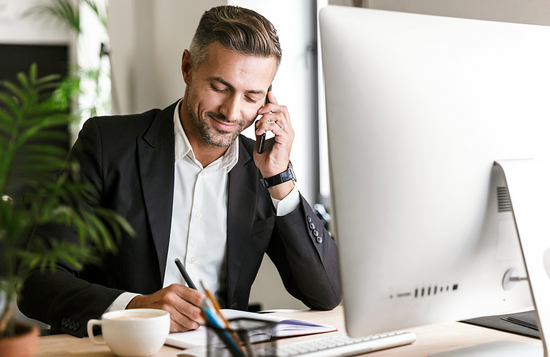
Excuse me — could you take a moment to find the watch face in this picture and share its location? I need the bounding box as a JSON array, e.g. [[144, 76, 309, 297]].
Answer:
[[289, 161, 297, 182]]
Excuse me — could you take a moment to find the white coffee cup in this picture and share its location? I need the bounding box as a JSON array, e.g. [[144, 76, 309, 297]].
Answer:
[[87, 308, 170, 356]]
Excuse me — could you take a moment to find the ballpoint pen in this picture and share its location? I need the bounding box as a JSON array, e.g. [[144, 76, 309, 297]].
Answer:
[[174, 258, 197, 290]]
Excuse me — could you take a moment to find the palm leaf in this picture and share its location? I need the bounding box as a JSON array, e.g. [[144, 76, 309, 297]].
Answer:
[[82, 0, 108, 31], [24, 0, 81, 34]]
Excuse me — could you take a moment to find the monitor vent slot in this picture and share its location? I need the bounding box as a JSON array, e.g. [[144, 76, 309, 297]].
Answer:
[[497, 187, 512, 212], [390, 284, 458, 299]]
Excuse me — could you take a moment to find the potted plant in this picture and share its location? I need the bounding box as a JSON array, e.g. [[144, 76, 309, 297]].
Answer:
[[0, 64, 133, 356]]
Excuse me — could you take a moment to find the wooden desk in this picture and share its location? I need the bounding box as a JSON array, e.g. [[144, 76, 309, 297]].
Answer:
[[36, 306, 541, 357]]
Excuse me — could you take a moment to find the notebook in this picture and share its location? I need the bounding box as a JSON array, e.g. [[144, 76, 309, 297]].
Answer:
[[165, 309, 337, 349]]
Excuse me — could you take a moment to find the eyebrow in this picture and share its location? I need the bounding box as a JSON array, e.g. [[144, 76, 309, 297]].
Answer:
[[211, 77, 266, 95]]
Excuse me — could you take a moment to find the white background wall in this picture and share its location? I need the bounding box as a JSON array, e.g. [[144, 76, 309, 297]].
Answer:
[[0, 0, 73, 44], [368, 0, 550, 26]]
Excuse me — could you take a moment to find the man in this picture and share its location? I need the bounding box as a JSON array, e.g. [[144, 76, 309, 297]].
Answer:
[[19, 5, 340, 337]]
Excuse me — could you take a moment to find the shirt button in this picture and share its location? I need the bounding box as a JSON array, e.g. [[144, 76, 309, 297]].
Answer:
[[316, 236, 323, 244], [200, 172, 206, 176], [196, 212, 202, 219], [190, 257, 196, 264], [307, 216, 312, 223], [309, 222, 316, 230], [313, 229, 319, 237]]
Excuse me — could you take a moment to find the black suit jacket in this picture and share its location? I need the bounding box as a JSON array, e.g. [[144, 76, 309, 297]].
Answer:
[[18, 102, 341, 337]]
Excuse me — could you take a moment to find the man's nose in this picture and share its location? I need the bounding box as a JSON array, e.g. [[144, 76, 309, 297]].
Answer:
[[219, 94, 240, 122]]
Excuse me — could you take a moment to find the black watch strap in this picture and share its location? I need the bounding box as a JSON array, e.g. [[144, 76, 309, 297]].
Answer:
[[260, 162, 297, 189]]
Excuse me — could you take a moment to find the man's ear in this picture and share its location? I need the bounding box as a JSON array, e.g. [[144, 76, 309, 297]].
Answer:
[[181, 49, 193, 84]]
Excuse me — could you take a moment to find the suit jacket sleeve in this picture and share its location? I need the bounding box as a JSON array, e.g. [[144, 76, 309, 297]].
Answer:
[[267, 194, 341, 310]]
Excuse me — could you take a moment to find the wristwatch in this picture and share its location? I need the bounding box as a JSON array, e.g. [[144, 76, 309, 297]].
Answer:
[[260, 161, 297, 189]]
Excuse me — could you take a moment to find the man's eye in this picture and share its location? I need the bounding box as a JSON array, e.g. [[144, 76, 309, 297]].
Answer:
[[211, 85, 226, 93], [245, 96, 258, 104]]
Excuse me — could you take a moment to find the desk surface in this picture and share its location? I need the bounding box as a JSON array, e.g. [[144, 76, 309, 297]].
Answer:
[[36, 306, 540, 357]]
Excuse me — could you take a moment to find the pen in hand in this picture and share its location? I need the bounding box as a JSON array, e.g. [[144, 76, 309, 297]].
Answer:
[[174, 258, 197, 290]]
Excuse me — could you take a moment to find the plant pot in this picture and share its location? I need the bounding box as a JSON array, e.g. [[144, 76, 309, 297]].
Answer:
[[0, 322, 40, 357]]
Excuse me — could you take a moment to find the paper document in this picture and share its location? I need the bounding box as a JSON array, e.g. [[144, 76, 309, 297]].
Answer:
[[165, 309, 337, 349]]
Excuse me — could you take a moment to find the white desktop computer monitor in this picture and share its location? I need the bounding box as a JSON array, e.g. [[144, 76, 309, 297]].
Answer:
[[320, 5, 550, 355]]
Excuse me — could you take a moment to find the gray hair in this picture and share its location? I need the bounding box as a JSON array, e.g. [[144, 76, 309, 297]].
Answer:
[[189, 6, 282, 70]]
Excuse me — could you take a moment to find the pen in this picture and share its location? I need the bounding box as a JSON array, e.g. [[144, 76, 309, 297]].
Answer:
[[200, 281, 229, 326], [174, 258, 197, 290]]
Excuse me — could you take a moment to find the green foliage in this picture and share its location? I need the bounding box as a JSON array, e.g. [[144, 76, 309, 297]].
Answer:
[[24, 0, 111, 121], [82, 0, 108, 31], [24, 0, 82, 34], [24, 0, 108, 34], [0, 64, 134, 338]]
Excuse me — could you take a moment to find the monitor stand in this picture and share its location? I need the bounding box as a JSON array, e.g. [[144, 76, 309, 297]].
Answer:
[[432, 159, 549, 357]]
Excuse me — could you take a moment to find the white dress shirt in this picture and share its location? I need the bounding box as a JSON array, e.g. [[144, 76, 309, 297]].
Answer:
[[107, 100, 300, 311], [163, 101, 239, 303]]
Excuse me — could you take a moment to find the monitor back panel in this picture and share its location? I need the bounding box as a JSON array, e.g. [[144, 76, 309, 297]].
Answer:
[[320, 6, 550, 337]]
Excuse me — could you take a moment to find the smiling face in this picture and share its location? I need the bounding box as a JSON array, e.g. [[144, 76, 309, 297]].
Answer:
[[181, 42, 277, 150]]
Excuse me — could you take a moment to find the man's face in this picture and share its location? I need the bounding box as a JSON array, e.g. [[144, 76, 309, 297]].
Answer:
[[182, 42, 277, 148]]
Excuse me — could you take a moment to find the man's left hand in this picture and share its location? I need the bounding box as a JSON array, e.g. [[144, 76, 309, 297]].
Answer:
[[254, 91, 295, 200]]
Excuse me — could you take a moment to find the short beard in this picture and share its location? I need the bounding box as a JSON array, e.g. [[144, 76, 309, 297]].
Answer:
[[186, 97, 243, 148]]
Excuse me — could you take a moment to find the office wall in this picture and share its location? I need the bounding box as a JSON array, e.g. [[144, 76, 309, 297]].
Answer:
[[0, 0, 73, 44], [368, 0, 550, 26], [109, 1, 221, 116]]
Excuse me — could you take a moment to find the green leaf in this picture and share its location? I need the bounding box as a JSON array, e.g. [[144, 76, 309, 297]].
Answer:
[[16, 72, 29, 89], [2, 81, 27, 105], [24, 0, 81, 34]]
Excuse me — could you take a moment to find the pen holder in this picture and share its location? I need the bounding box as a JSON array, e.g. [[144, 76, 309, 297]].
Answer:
[[206, 318, 278, 357]]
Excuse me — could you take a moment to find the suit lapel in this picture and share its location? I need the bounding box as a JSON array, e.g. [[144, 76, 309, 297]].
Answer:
[[137, 102, 177, 283], [226, 138, 257, 303]]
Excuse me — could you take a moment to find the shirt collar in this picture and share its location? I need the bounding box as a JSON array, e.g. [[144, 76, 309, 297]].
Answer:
[[173, 99, 239, 171]]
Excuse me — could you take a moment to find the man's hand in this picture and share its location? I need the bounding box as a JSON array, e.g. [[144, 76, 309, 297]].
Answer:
[[126, 284, 205, 332], [254, 91, 295, 200]]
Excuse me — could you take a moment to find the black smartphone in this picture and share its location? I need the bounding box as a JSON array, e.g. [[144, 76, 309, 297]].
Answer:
[[257, 85, 272, 154]]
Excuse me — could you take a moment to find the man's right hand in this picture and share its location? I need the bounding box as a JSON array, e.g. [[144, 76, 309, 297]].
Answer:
[[126, 284, 206, 332]]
